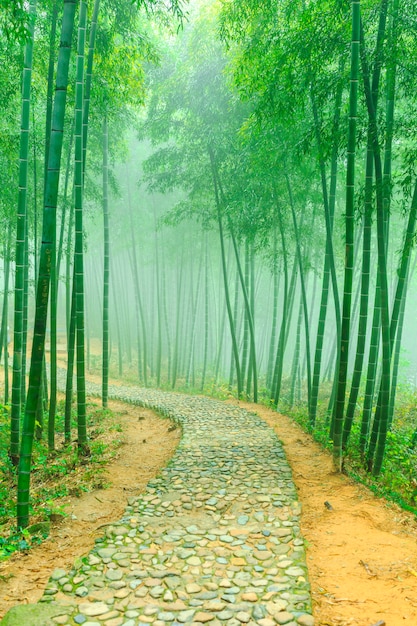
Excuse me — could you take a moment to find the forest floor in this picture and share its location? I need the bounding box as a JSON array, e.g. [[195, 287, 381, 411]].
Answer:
[[1, 374, 417, 625]]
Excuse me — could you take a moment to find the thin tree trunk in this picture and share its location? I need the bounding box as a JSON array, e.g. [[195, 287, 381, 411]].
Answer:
[[266, 228, 279, 391], [360, 16, 391, 476], [74, 0, 88, 456], [290, 296, 303, 408], [208, 146, 242, 396], [102, 115, 109, 407], [43, 0, 59, 195], [171, 252, 183, 389], [82, 0, 100, 179], [17, 0, 77, 529], [64, 272, 76, 443], [228, 225, 258, 402], [10, 0, 37, 464], [186, 240, 203, 387], [153, 210, 162, 387], [271, 200, 289, 406], [332, 0, 360, 471], [2, 231, 12, 404], [309, 78, 342, 427], [161, 244, 171, 384], [286, 175, 311, 412], [228, 266, 239, 390], [200, 232, 209, 392], [343, 137, 373, 448]]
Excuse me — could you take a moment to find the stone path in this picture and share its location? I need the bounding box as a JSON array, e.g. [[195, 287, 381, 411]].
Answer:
[[1, 382, 314, 626]]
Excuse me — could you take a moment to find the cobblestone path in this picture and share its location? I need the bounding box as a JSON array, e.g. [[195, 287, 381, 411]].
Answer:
[[1, 382, 314, 626]]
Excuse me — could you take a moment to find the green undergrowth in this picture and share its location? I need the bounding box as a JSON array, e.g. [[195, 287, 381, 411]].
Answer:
[[277, 383, 417, 517], [0, 398, 125, 560]]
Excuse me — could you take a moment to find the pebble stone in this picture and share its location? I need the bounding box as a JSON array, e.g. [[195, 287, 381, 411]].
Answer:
[[34, 372, 314, 626]]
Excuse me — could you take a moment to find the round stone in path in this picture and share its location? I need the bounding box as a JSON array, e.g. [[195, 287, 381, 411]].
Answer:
[[274, 611, 296, 625], [78, 602, 110, 617]]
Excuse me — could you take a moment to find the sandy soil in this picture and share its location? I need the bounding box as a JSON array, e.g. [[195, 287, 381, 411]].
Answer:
[[235, 399, 417, 626]]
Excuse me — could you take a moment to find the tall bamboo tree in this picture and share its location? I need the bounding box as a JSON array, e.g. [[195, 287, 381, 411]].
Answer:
[[102, 114, 109, 406], [10, 0, 37, 465], [332, 0, 360, 471], [17, 0, 78, 529], [74, 0, 88, 454]]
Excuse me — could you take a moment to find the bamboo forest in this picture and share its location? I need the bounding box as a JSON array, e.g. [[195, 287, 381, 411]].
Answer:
[[1, 0, 417, 623]]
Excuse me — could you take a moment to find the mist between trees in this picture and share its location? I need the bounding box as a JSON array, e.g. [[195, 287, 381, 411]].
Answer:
[[1, 0, 417, 528]]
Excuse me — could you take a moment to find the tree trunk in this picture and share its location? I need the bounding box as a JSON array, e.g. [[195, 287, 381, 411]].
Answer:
[[102, 115, 110, 407], [209, 146, 242, 396], [17, 0, 78, 529], [332, 0, 360, 471], [10, 0, 37, 464]]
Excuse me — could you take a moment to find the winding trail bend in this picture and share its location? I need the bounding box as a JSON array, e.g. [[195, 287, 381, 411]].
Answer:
[[1, 382, 314, 626]]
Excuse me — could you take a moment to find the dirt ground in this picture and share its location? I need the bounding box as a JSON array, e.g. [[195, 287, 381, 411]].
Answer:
[[1, 387, 417, 625], [236, 399, 417, 626]]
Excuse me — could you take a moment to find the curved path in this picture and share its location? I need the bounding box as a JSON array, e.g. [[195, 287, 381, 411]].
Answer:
[[1, 383, 314, 626]]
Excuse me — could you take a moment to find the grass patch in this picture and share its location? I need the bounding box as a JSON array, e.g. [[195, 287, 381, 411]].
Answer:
[[0, 397, 125, 560]]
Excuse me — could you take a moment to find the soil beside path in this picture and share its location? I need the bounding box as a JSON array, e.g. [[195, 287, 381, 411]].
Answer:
[[235, 400, 417, 626]]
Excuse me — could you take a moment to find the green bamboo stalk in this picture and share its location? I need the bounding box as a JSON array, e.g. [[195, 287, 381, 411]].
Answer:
[[213, 159, 257, 401], [240, 239, 250, 388], [64, 272, 76, 443], [228, 266, 239, 390], [74, 0, 88, 454], [266, 227, 279, 391], [359, 0, 393, 457], [332, 0, 360, 471], [289, 296, 303, 409], [271, 200, 289, 407], [161, 244, 172, 383], [129, 226, 147, 386], [388, 259, 412, 428], [111, 258, 123, 377], [21, 215, 29, 405], [286, 175, 312, 413], [153, 210, 162, 386], [17, 0, 78, 529], [171, 252, 183, 389], [102, 115, 109, 407], [343, 136, 373, 448], [309, 81, 342, 427], [45, 2, 60, 451], [246, 242, 256, 398], [200, 231, 209, 392], [185, 240, 203, 387], [208, 147, 242, 396], [43, 0, 59, 196], [228, 224, 258, 402], [360, 22, 391, 477], [2, 230, 12, 405], [10, 0, 37, 464], [82, 0, 100, 179]]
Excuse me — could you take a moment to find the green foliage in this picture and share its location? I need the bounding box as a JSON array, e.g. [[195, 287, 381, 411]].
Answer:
[[0, 0, 32, 43], [280, 384, 417, 514], [0, 400, 125, 559], [0, 529, 45, 561]]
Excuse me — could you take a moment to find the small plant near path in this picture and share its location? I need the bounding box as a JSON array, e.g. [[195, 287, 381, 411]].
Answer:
[[0, 397, 126, 561]]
